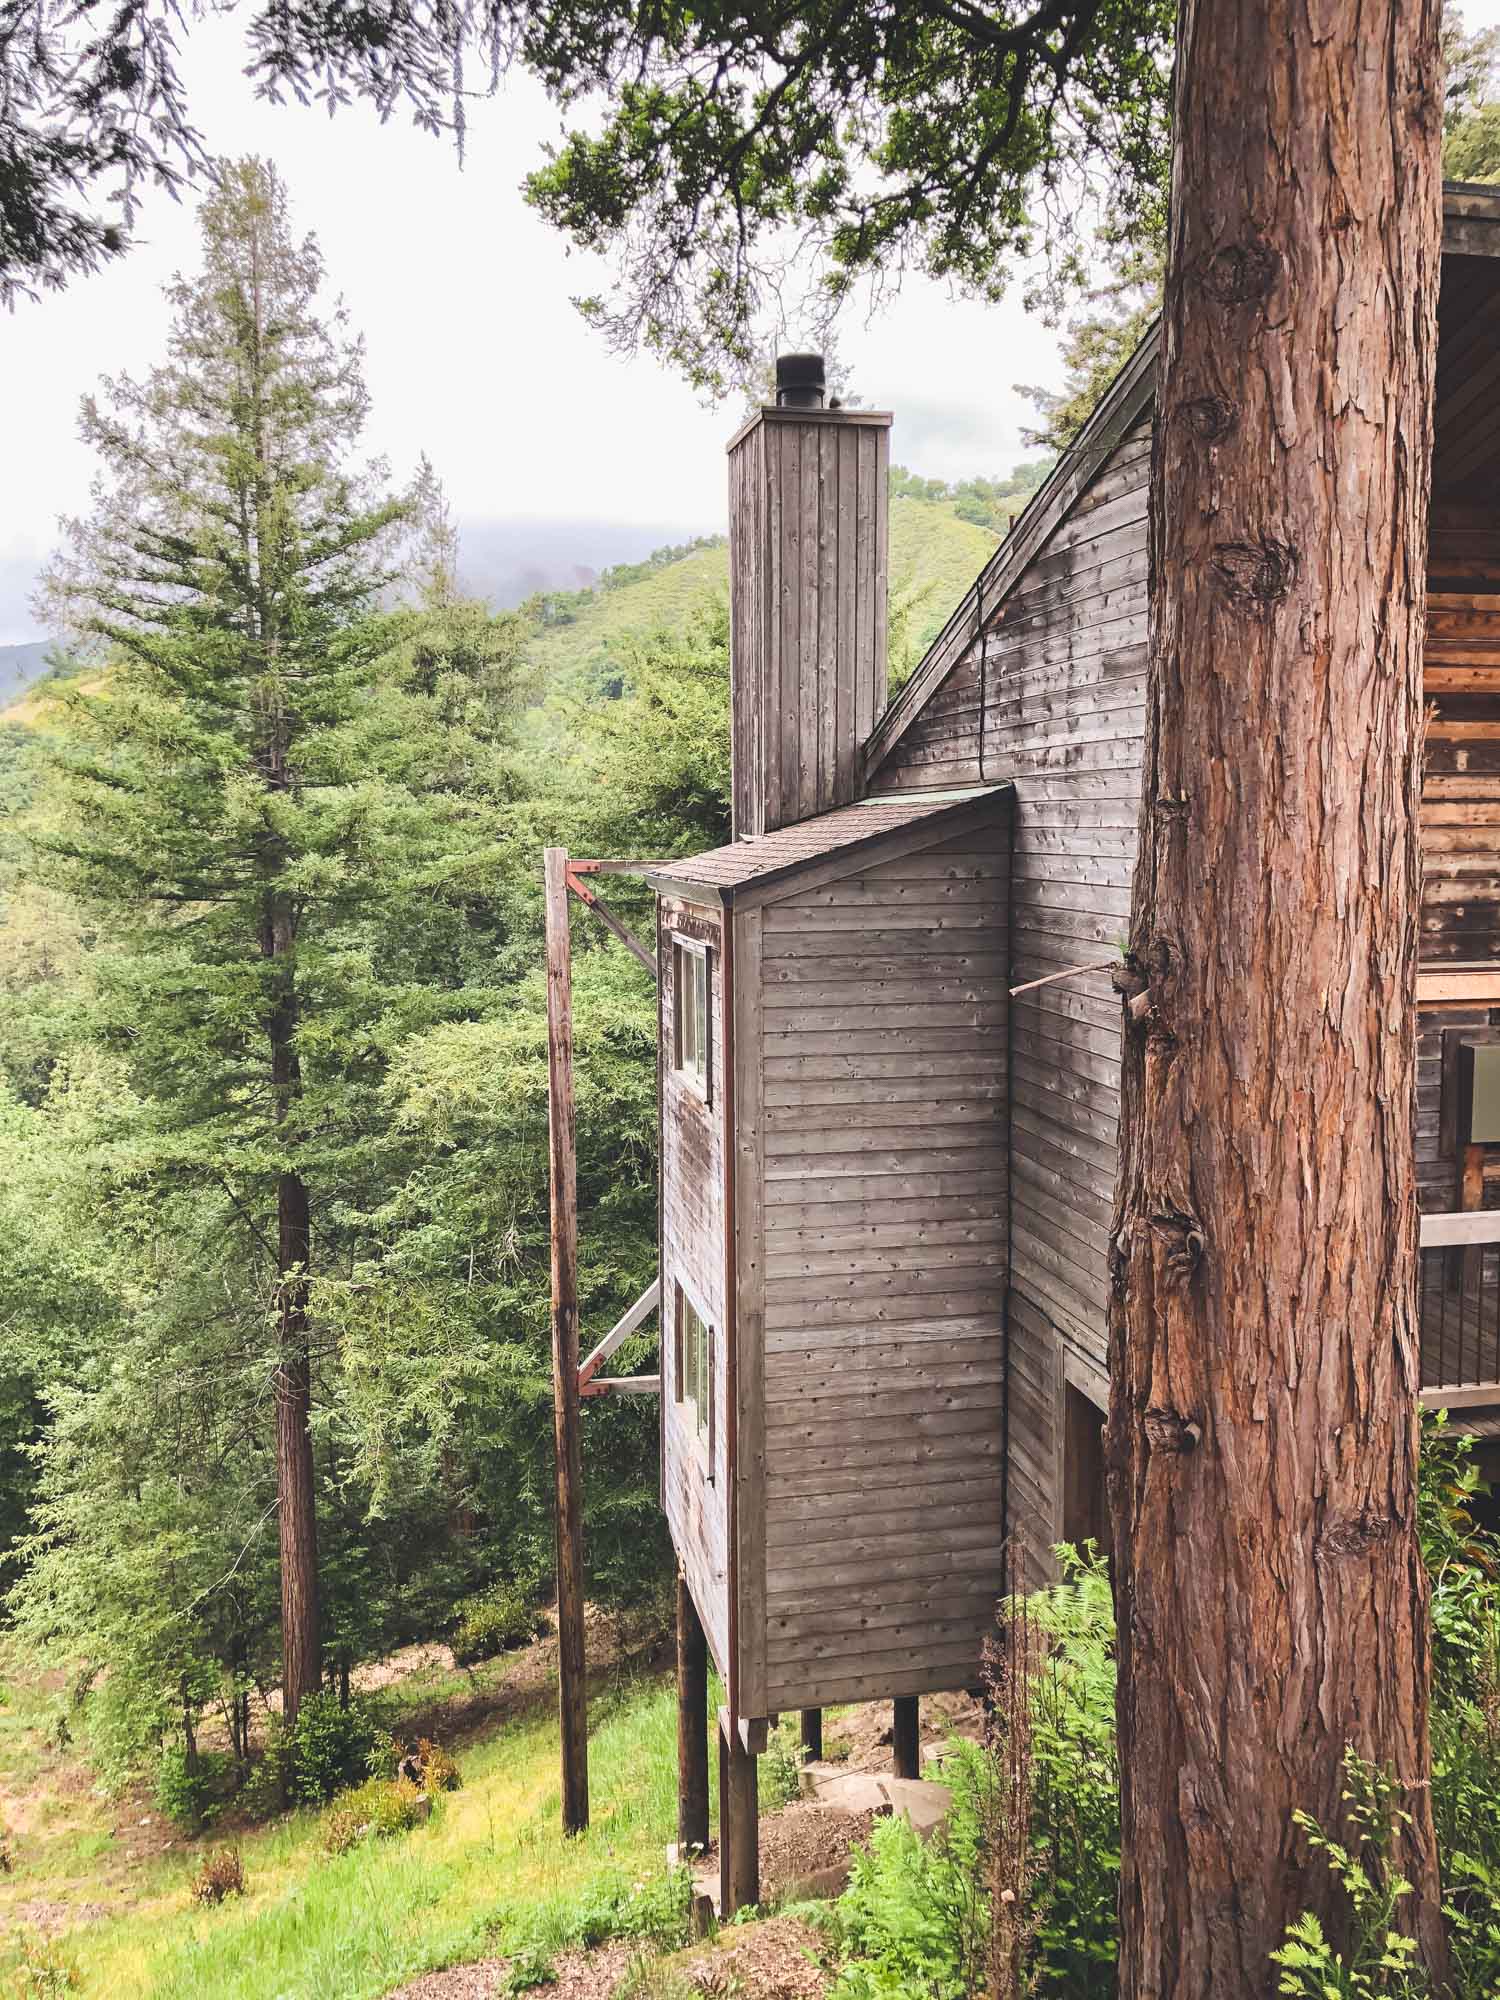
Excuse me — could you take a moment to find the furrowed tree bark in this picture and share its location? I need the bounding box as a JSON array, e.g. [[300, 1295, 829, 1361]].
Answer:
[[1107, 2, 1447, 1991], [269, 915, 321, 1726]]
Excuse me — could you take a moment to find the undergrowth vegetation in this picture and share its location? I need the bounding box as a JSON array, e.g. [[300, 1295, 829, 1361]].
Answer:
[[823, 1416, 1500, 1999]]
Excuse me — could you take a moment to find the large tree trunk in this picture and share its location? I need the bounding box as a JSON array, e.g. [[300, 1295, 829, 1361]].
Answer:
[[267, 887, 321, 1726], [275, 1162, 320, 1723], [1107, 1, 1447, 1990]]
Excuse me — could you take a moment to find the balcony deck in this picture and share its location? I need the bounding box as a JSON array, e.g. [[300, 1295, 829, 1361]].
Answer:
[[1420, 1212, 1500, 1430]]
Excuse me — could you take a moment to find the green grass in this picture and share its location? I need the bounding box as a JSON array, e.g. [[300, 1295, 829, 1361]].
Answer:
[[1, 1668, 713, 2000]]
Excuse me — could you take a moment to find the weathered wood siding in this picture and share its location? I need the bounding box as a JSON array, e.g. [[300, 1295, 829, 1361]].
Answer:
[[659, 898, 732, 1681], [872, 441, 1500, 1567], [728, 408, 891, 839], [745, 818, 1011, 1712], [872, 416, 1150, 1577]]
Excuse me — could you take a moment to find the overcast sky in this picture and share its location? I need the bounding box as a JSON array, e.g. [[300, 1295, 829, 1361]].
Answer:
[[8, 8, 1500, 646]]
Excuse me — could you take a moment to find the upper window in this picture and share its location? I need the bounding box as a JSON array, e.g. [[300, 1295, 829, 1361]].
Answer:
[[676, 1285, 715, 1471], [673, 939, 711, 1098]]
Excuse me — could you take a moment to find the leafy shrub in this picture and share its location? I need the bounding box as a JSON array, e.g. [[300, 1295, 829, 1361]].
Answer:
[[831, 1743, 990, 1999], [613, 1866, 695, 1952], [451, 1586, 548, 1667], [288, 1692, 378, 1805], [761, 1726, 804, 1812], [501, 1947, 557, 1993], [322, 1807, 362, 1858], [236, 1743, 289, 1820], [1023, 1547, 1119, 1993], [416, 1737, 462, 1793], [154, 1746, 232, 1832], [190, 1846, 246, 1906], [320, 1774, 428, 1852]]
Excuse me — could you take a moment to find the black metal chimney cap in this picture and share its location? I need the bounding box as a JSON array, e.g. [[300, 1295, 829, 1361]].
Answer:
[[775, 352, 826, 409]]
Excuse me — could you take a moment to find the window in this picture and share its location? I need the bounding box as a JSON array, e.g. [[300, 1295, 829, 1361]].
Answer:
[[675, 1285, 715, 1471], [673, 939, 711, 1097]]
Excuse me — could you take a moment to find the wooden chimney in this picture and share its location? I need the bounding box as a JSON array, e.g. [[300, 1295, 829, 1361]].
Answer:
[[727, 355, 892, 839]]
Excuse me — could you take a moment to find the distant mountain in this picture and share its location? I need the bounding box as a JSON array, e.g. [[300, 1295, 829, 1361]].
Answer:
[[521, 493, 1002, 702], [0, 642, 54, 704], [455, 516, 710, 610]]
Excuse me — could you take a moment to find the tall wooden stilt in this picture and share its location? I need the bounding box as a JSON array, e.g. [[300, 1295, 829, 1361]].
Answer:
[[891, 1696, 920, 1780], [718, 1714, 760, 1917], [799, 1708, 822, 1762], [676, 1574, 709, 1852], [545, 845, 588, 1834]]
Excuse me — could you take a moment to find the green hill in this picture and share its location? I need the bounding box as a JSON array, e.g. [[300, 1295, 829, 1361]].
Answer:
[[521, 495, 1001, 706]]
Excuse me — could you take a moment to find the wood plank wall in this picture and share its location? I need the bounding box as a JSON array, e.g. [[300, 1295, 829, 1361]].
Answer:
[[874, 445, 1500, 1569], [750, 820, 1011, 1710], [729, 410, 891, 839], [872, 419, 1151, 1585], [659, 897, 733, 1680]]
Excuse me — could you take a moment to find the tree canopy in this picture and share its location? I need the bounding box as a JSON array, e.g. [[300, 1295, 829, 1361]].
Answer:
[[6, 0, 1172, 379]]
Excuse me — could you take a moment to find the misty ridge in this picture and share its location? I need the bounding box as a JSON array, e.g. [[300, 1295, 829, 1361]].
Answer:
[[0, 515, 709, 690]]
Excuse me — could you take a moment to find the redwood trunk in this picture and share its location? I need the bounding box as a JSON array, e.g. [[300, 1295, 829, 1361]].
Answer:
[[1107, 2, 1446, 1991], [275, 1162, 321, 1724], [267, 883, 321, 1726]]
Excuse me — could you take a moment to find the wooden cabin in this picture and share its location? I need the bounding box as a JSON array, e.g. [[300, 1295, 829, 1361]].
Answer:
[[652, 790, 1012, 1726], [656, 188, 1500, 1907]]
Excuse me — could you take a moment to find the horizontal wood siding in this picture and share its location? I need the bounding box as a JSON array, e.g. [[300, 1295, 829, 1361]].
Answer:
[[755, 819, 1010, 1710], [874, 417, 1151, 1457], [729, 410, 891, 837], [873, 414, 1500, 1564], [659, 899, 733, 1680]]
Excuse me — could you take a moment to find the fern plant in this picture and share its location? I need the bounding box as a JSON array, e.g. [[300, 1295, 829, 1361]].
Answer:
[[1270, 1750, 1427, 1999]]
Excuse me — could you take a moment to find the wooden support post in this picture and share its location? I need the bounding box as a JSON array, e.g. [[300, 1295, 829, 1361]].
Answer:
[[545, 846, 588, 1835], [718, 1713, 760, 1917], [891, 1696, 920, 1781], [799, 1708, 822, 1763], [676, 1574, 709, 1854]]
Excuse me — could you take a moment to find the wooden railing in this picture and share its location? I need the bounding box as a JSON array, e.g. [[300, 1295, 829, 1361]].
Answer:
[[1418, 1210, 1500, 1405]]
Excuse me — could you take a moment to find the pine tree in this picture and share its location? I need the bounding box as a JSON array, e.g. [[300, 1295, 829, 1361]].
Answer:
[[40, 157, 415, 1722]]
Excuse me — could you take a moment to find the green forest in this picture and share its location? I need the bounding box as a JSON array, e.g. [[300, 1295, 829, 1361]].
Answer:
[[0, 158, 1010, 1845], [8, 16, 1500, 1997]]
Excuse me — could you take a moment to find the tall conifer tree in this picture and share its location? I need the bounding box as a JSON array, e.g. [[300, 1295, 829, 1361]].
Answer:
[[41, 157, 407, 1721]]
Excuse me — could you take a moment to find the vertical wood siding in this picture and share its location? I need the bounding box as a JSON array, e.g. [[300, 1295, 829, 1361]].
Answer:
[[748, 821, 1011, 1710], [729, 411, 891, 838], [659, 898, 733, 1680]]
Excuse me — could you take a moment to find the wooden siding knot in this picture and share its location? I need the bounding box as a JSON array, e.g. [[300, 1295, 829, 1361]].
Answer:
[[1143, 1406, 1203, 1455], [1178, 395, 1238, 443], [1316, 1511, 1396, 1563], [1196, 235, 1280, 306], [1210, 537, 1300, 613]]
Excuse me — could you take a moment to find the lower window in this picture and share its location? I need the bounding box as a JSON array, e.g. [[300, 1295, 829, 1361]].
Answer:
[[675, 1285, 715, 1474]]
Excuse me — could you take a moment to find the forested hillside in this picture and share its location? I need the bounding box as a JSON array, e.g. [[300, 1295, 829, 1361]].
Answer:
[[0, 157, 1010, 1865]]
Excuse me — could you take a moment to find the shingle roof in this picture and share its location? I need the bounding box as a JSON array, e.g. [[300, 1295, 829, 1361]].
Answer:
[[645, 789, 1009, 903]]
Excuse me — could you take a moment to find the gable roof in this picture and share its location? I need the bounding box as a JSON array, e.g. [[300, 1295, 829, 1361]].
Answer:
[[865, 181, 1500, 783], [646, 788, 1011, 908]]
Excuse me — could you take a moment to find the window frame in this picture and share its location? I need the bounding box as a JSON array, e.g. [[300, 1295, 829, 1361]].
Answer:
[[672, 936, 712, 1102], [673, 1282, 716, 1479]]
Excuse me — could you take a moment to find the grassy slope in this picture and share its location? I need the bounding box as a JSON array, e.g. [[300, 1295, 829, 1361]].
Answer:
[[2, 1650, 710, 2000], [523, 498, 999, 701]]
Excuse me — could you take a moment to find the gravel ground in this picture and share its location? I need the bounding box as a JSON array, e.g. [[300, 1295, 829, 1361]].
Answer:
[[383, 1919, 829, 2000]]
